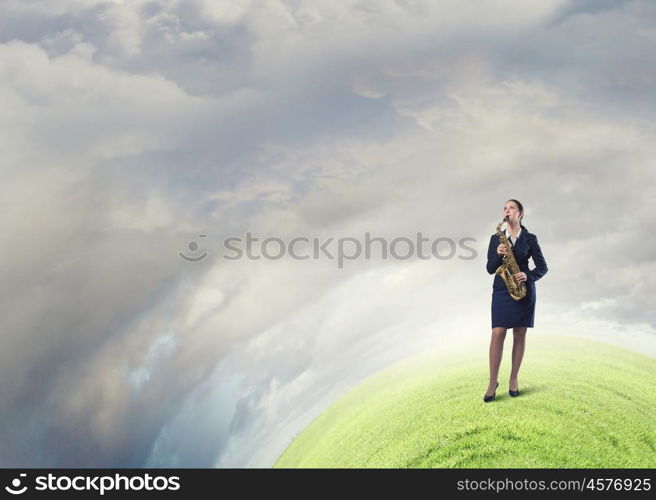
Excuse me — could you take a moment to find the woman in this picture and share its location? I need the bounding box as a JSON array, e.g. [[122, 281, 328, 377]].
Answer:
[[483, 199, 548, 402]]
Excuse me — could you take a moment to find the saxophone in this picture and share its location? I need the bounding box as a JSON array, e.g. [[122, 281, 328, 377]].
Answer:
[[495, 217, 527, 301]]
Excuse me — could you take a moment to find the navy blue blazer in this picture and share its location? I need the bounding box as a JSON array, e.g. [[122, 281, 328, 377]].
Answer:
[[486, 227, 548, 289]]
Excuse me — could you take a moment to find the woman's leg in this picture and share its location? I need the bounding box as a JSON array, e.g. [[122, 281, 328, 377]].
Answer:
[[487, 327, 507, 395], [510, 327, 527, 391]]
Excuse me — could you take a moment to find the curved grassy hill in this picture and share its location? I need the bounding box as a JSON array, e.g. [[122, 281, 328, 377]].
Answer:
[[275, 335, 656, 468]]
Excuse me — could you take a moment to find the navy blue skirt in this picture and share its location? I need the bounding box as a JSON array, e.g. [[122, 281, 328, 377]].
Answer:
[[491, 274, 535, 328]]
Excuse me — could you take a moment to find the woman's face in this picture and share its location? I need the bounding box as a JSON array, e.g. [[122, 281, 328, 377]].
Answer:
[[503, 201, 522, 223]]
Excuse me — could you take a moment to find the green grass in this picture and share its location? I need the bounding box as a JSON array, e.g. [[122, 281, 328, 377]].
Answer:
[[274, 335, 656, 468]]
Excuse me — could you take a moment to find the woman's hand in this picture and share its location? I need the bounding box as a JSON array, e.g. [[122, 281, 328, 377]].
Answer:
[[497, 244, 507, 256], [514, 272, 528, 283]]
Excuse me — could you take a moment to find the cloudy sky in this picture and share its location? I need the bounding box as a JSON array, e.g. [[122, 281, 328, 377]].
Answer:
[[1, 0, 655, 467]]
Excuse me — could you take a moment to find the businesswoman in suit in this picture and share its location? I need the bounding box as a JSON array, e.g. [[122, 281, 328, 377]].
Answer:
[[483, 199, 548, 402]]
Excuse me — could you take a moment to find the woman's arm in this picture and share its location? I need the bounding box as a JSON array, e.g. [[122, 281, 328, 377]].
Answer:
[[486, 235, 503, 275], [526, 234, 548, 282]]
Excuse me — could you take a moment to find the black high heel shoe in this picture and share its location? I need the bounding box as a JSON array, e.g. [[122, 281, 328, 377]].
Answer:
[[483, 382, 498, 402], [509, 386, 520, 397]]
